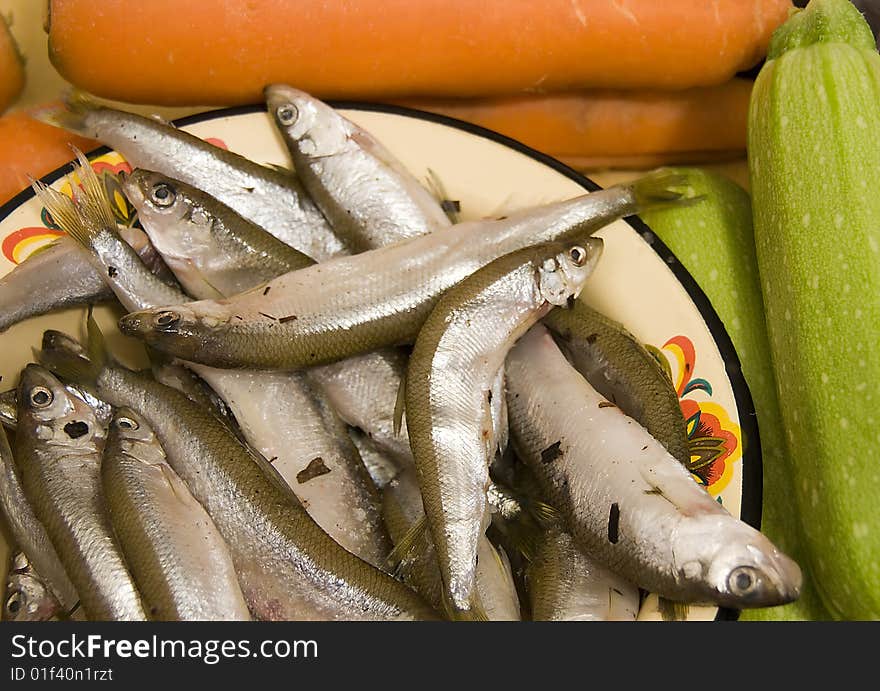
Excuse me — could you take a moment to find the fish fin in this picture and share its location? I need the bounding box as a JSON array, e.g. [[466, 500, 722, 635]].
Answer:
[[444, 595, 489, 622], [489, 474, 561, 530], [488, 540, 517, 587], [385, 513, 428, 572], [143, 346, 175, 371], [628, 168, 705, 215], [495, 513, 542, 564], [190, 265, 228, 300], [658, 597, 689, 622], [644, 343, 674, 384], [424, 168, 460, 223], [489, 368, 508, 459], [31, 151, 117, 256], [85, 306, 110, 370], [266, 162, 296, 176], [157, 463, 191, 505], [69, 147, 118, 231], [526, 499, 562, 530], [30, 178, 82, 240], [148, 113, 177, 128], [392, 369, 407, 437], [30, 89, 98, 137]]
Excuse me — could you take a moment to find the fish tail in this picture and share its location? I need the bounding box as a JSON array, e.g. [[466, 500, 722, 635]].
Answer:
[[29, 89, 98, 138], [385, 513, 429, 573], [445, 594, 489, 622], [497, 518, 541, 563], [627, 168, 705, 214], [69, 147, 117, 230], [657, 596, 690, 622], [525, 499, 562, 529], [31, 149, 117, 256], [30, 177, 81, 240]]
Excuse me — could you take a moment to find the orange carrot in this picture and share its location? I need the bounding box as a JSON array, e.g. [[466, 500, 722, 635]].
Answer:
[[47, 0, 793, 106], [0, 15, 25, 114], [0, 107, 98, 205], [398, 78, 754, 171]]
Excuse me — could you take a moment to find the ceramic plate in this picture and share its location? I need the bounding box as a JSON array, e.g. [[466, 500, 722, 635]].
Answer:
[[0, 104, 760, 621]]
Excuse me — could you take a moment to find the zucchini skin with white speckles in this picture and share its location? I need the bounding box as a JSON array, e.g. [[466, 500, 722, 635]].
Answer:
[[748, 0, 880, 620]]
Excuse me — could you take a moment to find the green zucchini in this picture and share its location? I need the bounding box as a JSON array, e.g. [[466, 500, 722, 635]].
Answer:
[[747, 0, 880, 620], [641, 168, 828, 621]]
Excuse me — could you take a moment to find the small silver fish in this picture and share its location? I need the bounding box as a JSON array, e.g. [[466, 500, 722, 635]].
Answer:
[[101, 407, 251, 620], [527, 528, 640, 621], [406, 240, 603, 617], [4, 552, 65, 622], [15, 364, 146, 620], [122, 168, 314, 298], [38, 335, 438, 621], [0, 415, 79, 612], [117, 171, 686, 370], [38, 93, 343, 261], [0, 237, 112, 333], [266, 84, 451, 253], [382, 468, 521, 620], [505, 324, 802, 610], [0, 222, 171, 334]]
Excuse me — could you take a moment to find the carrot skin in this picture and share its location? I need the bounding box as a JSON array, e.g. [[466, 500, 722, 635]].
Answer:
[[0, 107, 98, 205], [398, 79, 754, 170], [47, 0, 793, 105], [0, 15, 25, 114]]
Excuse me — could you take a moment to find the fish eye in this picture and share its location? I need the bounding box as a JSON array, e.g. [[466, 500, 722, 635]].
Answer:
[[728, 566, 760, 596], [568, 245, 588, 266], [154, 311, 180, 330], [276, 103, 298, 126], [116, 416, 139, 431], [150, 182, 176, 208], [5, 590, 24, 616], [29, 386, 54, 408]]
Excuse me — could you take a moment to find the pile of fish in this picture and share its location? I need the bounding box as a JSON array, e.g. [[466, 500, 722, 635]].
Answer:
[[0, 87, 802, 622]]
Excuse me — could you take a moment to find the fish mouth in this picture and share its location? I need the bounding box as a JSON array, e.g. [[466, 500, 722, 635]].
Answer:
[[263, 84, 298, 116], [117, 312, 150, 338], [119, 172, 145, 207], [762, 550, 803, 605], [263, 83, 300, 103]]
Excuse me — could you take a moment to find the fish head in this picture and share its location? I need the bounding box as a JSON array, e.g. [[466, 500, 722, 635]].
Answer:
[[109, 406, 159, 448], [265, 84, 351, 157], [117, 304, 227, 361], [4, 553, 61, 622], [672, 512, 803, 609], [123, 169, 215, 259], [537, 237, 604, 306], [16, 363, 102, 448], [41, 329, 88, 358]]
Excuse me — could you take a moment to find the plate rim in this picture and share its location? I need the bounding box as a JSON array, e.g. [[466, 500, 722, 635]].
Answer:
[[0, 102, 761, 621]]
